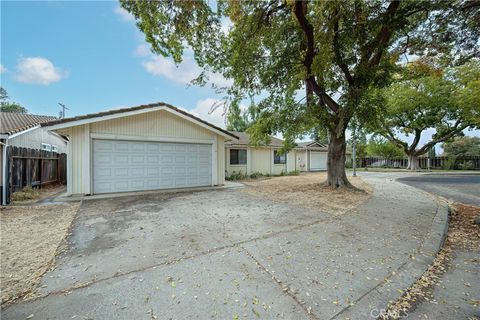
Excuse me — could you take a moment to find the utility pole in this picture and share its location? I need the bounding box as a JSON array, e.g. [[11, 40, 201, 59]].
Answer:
[[58, 103, 69, 119], [352, 137, 357, 177]]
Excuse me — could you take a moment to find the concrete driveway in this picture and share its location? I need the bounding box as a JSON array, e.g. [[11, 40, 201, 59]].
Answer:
[[3, 174, 442, 320]]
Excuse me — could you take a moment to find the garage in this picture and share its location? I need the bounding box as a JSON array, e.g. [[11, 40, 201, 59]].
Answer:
[[309, 151, 327, 170], [93, 139, 212, 194], [41, 103, 238, 196]]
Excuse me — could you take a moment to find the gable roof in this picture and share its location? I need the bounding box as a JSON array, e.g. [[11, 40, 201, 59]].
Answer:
[[226, 131, 285, 147], [41, 102, 238, 139], [0, 112, 57, 135], [296, 141, 328, 149]]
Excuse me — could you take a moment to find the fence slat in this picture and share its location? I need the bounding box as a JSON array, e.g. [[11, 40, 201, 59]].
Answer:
[[6, 146, 67, 204], [358, 156, 480, 170]]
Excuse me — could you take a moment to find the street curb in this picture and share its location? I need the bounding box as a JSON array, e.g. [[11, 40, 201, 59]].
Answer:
[[333, 202, 449, 319]]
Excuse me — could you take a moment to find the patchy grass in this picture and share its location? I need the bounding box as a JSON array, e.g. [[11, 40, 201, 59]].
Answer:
[[11, 186, 40, 202], [242, 172, 372, 215], [10, 184, 66, 204], [380, 204, 480, 319], [0, 202, 81, 306]]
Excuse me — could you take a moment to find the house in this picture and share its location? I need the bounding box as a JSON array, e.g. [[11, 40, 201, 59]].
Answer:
[[1, 112, 68, 204], [225, 135, 352, 177], [225, 131, 296, 177], [41, 102, 239, 196]]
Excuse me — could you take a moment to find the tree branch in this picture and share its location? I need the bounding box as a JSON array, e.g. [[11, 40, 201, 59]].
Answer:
[[416, 124, 470, 155], [293, 0, 339, 113], [332, 9, 354, 86]]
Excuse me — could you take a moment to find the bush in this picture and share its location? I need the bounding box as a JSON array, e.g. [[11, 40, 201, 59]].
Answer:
[[249, 172, 264, 179], [11, 186, 40, 202], [458, 161, 474, 170], [226, 171, 246, 181], [288, 170, 300, 176]]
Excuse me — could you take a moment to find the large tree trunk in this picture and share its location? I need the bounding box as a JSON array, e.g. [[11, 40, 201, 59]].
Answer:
[[407, 153, 420, 170], [326, 131, 352, 188]]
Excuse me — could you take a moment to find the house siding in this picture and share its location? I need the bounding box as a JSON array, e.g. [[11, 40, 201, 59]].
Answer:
[[66, 110, 225, 195], [90, 110, 213, 140], [8, 127, 67, 153]]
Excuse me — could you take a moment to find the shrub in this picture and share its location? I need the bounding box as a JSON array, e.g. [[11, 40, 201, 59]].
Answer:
[[249, 172, 264, 179], [458, 161, 474, 170], [288, 170, 300, 176], [11, 186, 40, 202], [226, 170, 246, 181]]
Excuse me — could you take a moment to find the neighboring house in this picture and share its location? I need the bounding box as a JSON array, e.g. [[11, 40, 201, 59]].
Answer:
[[225, 131, 296, 177], [1, 112, 68, 204], [225, 135, 352, 177], [41, 102, 239, 196]]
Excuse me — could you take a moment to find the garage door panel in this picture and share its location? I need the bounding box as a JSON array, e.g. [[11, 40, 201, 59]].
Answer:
[[93, 140, 212, 194], [310, 151, 327, 170]]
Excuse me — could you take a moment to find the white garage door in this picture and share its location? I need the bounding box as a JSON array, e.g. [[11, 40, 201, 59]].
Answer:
[[93, 139, 212, 194], [310, 151, 327, 170]]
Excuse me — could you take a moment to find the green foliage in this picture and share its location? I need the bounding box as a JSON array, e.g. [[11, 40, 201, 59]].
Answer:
[[226, 170, 246, 181], [366, 137, 404, 159], [0, 87, 28, 113], [121, 0, 479, 183], [249, 171, 264, 179], [457, 161, 474, 170], [442, 136, 480, 157], [372, 60, 480, 158]]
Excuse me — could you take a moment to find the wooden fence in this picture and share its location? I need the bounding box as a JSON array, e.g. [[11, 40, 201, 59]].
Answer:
[[359, 156, 480, 170], [5, 146, 67, 204]]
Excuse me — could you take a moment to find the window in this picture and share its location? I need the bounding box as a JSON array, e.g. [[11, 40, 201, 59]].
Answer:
[[51, 145, 58, 152], [230, 149, 247, 165], [274, 150, 286, 164], [41, 143, 51, 151]]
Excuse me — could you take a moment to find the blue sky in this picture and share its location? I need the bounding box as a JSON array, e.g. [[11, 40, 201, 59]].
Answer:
[[1, 1, 229, 127], [1, 1, 478, 149]]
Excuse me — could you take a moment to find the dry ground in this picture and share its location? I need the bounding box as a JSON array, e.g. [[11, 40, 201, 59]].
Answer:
[[10, 184, 66, 204], [242, 172, 372, 215], [381, 203, 480, 319], [0, 202, 80, 306]]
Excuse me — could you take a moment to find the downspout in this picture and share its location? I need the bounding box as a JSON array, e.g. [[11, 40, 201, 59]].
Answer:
[[1, 138, 8, 206]]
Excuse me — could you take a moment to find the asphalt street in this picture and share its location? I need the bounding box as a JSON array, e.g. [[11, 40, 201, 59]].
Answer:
[[397, 174, 480, 206]]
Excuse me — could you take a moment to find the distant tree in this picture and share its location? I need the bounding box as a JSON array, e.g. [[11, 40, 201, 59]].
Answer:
[[373, 60, 480, 170], [427, 147, 436, 158], [226, 100, 249, 132], [443, 136, 480, 157], [0, 87, 28, 113], [366, 137, 404, 159]]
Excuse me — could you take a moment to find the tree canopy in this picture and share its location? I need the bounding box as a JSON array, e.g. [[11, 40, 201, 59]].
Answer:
[[442, 136, 480, 158], [0, 87, 28, 113], [121, 0, 480, 185], [366, 136, 404, 159], [371, 59, 480, 169]]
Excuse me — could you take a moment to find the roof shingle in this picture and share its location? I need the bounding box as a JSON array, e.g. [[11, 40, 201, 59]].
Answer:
[[0, 112, 57, 135], [227, 131, 285, 147]]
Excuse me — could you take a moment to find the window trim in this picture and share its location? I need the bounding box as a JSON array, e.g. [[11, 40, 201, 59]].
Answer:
[[41, 143, 51, 151], [230, 148, 247, 165], [51, 145, 58, 152], [273, 150, 286, 165]]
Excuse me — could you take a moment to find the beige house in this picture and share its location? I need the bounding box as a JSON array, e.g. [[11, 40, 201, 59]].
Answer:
[[225, 134, 352, 177], [225, 132, 297, 177], [42, 103, 238, 196]]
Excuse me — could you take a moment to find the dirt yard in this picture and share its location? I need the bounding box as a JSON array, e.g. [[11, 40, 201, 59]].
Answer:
[[0, 202, 80, 306], [242, 172, 372, 215]]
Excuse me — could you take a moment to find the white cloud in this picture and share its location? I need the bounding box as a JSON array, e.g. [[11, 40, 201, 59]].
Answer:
[[0, 64, 6, 73], [140, 50, 232, 87], [114, 6, 135, 22], [188, 98, 227, 128], [14, 57, 67, 85], [142, 55, 199, 84]]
